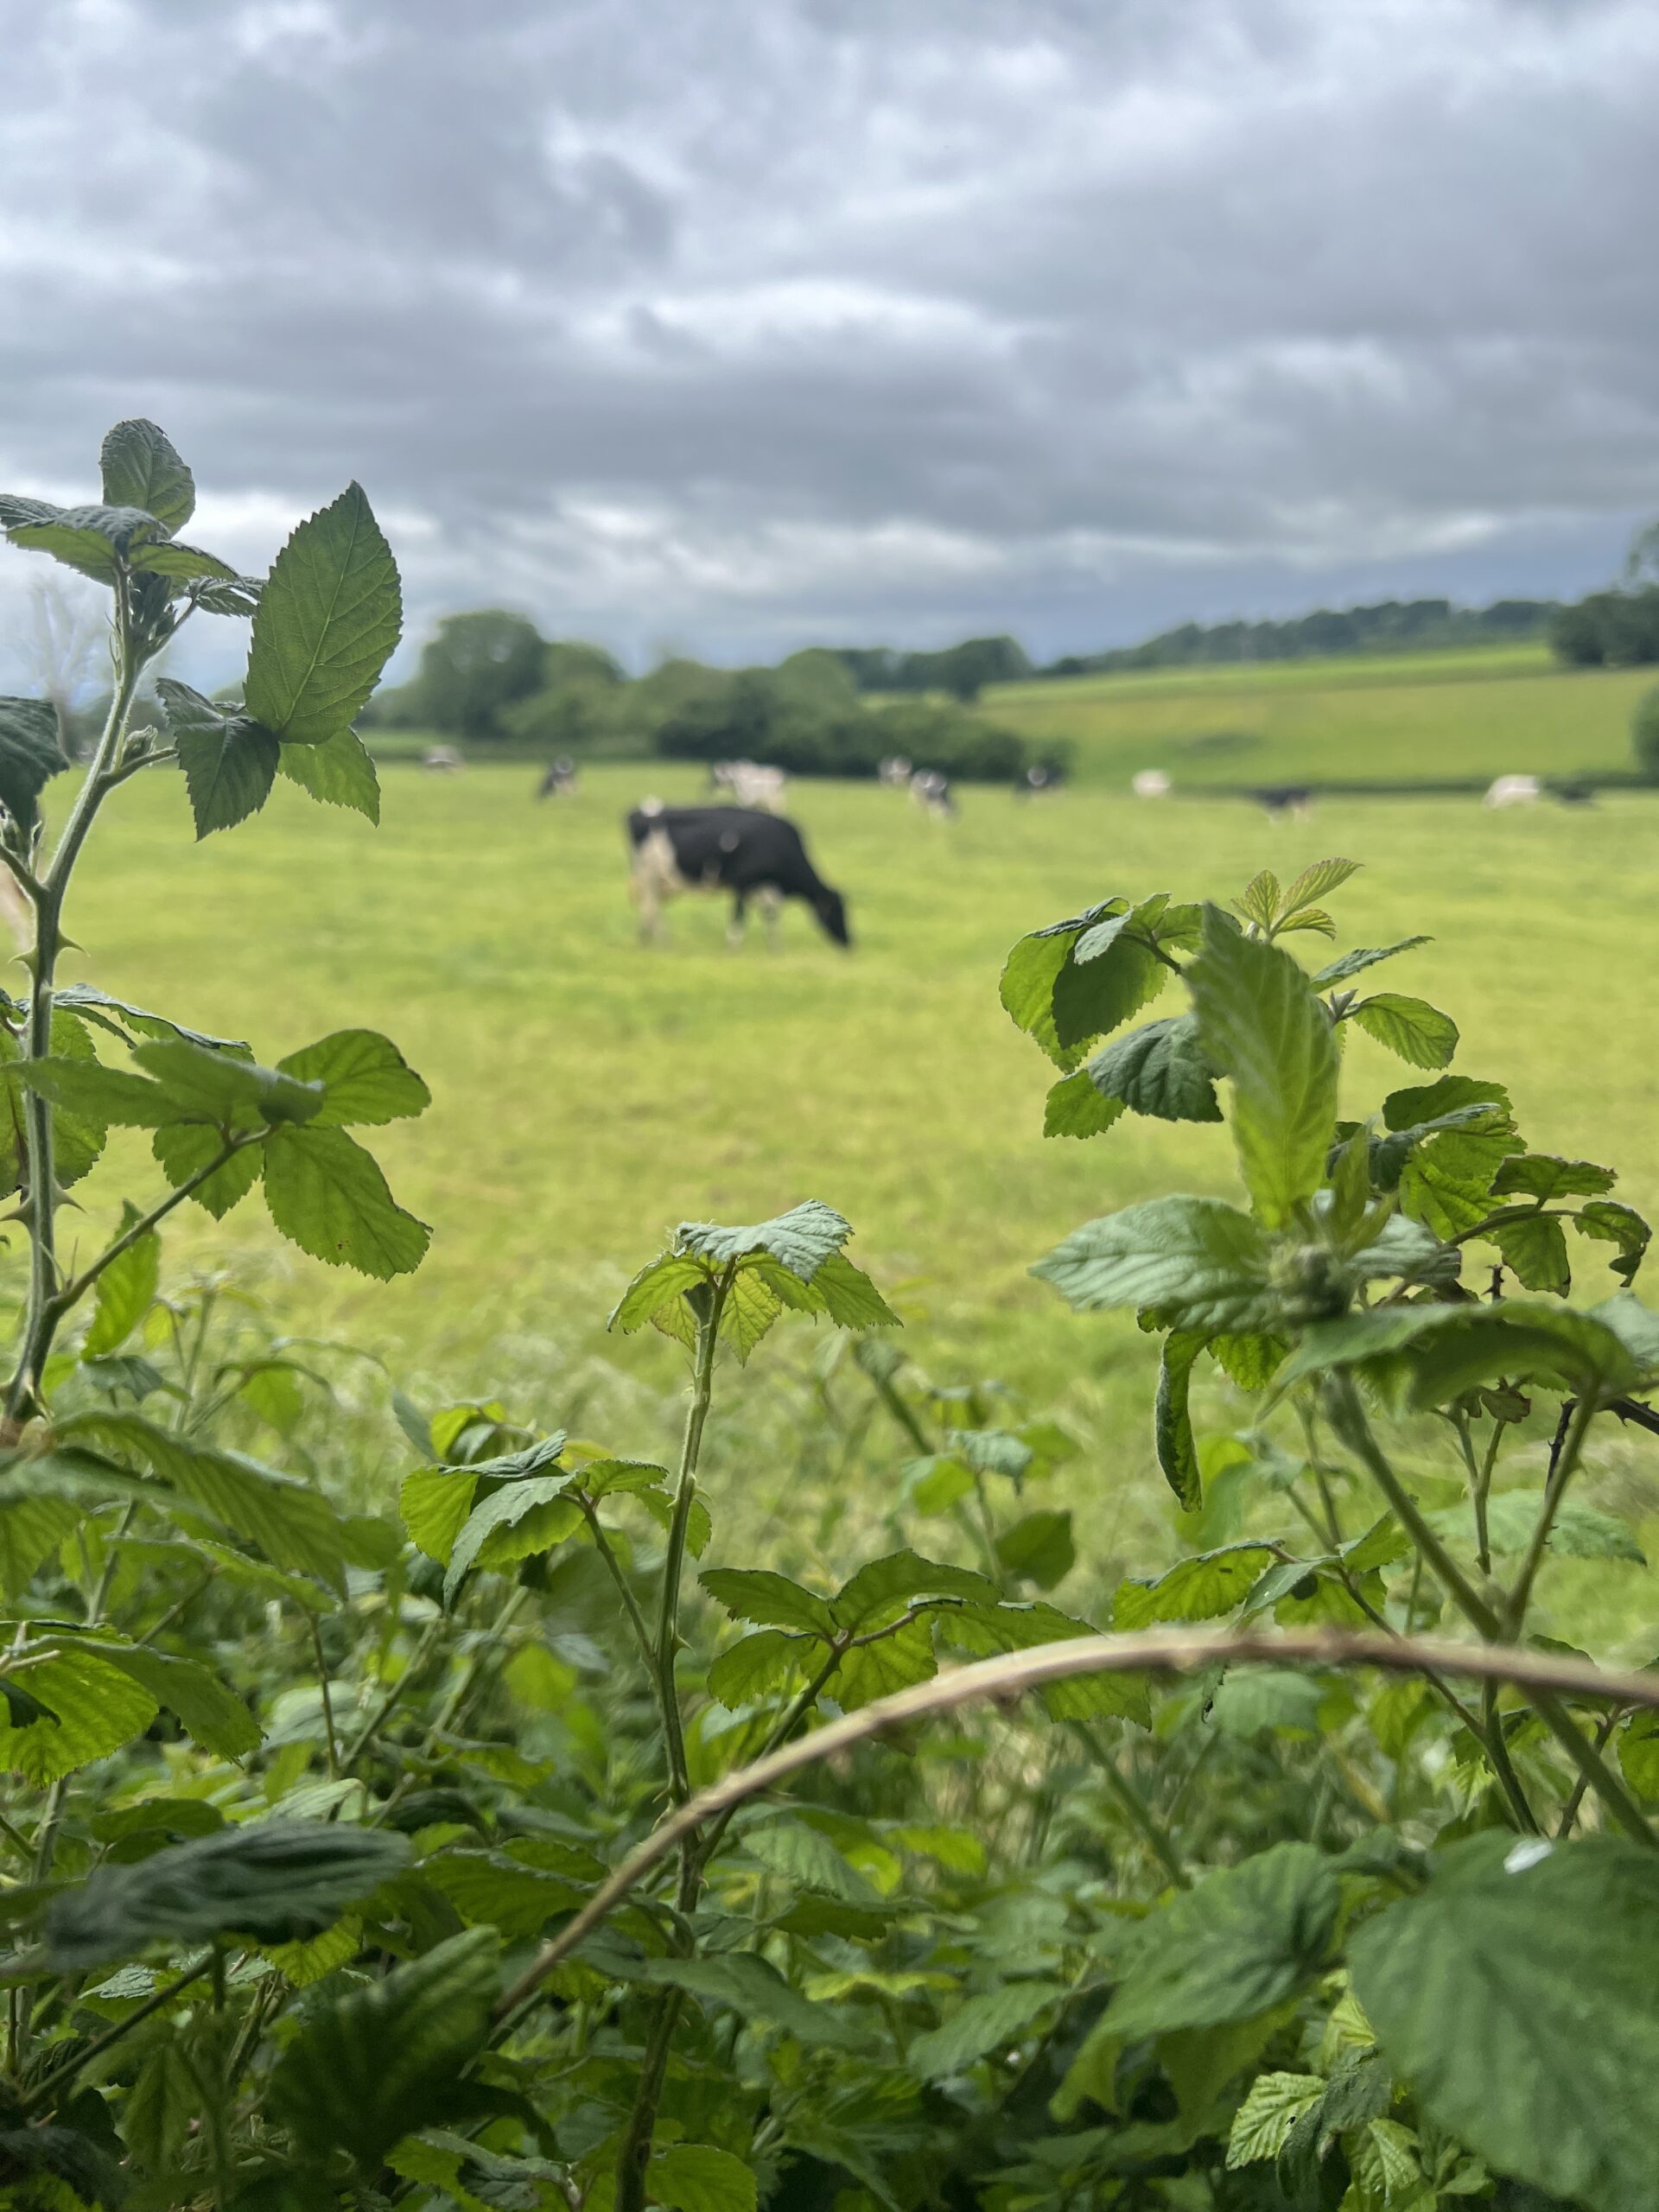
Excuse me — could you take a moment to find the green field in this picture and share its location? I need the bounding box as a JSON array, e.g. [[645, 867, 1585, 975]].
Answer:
[[984, 644, 1655, 787], [46, 753, 1659, 1555]]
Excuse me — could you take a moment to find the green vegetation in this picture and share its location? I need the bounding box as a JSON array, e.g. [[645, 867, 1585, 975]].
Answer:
[[1631, 683, 1659, 780], [1042, 593, 1556, 677], [983, 645, 1652, 787], [4, 423, 1659, 2212]]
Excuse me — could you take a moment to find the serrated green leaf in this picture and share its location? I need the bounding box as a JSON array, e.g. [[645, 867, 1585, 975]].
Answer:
[[276, 1029, 429, 1127], [609, 1251, 710, 1332], [1033, 1196, 1277, 1332], [0, 1643, 159, 1783], [1226, 2073, 1325, 2167], [1493, 1154, 1618, 1203], [444, 1478, 582, 1600], [245, 482, 402, 747], [1043, 1067, 1127, 1137], [0, 1478, 81, 1599], [1351, 1835, 1659, 2212], [276, 722, 381, 822], [3, 500, 159, 582], [176, 715, 282, 837], [1313, 937, 1432, 989], [54, 984, 247, 1055], [1106, 1843, 1338, 2040], [1281, 856, 1361, 915], [909, 1980, 1063, 2079], [701, 1567, 837, 1637], [677, 1198, 850, 1280], [151, 1121, 263, 1216], [707, 1629, 808, 1707], [268, 1926, 497, 2166], [1347, 993, 1459, 1070], [646, 1953, 868, 2049], [1086, 1014, 1222, 1124], [1114, 1543, 1279, 1631], [834, 1615, 938, 1709], [1494, 1212, 1572, 1295], [744, 1821, 880, 1904], [832, 1549, 996, 1632], [264, 1123, 429, 1278], [134, 1035, 320, 1126], [1577, 1200, 1651, 1286], [99, 418, 194, 534], [1277, 1300, 1637, 1408], [82, 1201, 160, 1354], [995, 1509, 1075, 1590], [1189, 906, 1338, 1227], [0, 695, 67, 830], [647, 2144, 758, 2212], [79, 1637, 260, 1758]]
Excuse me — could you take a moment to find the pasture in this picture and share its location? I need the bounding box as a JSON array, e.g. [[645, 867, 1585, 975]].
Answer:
[[984, 642, 1654, 787], [53, 755, 1659, 1532]]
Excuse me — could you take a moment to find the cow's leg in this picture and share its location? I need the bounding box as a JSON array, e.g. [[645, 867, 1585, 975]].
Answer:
[[727, 891, 748, 950], [759, 887, 784, 950], [632, 865, 664, 944]]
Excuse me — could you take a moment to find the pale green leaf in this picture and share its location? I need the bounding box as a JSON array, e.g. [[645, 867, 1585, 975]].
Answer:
[[245, 482, 402, 747]]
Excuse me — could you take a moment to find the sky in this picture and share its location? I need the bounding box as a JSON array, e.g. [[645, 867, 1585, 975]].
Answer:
[[2, 0, 1656, 690]]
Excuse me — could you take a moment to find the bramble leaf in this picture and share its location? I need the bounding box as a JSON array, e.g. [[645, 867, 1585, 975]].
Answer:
[[1114, 1544, 1279, 1631], [276, 1029, 429, 1128], [1043, 1068, 1126, 1138], [264, 1124, 429, 1278], [1154, 1329, 1208, 1511], [1346, 993, 1459, 1070], [0, 695, 67, 830], [1033, 1197, 1279, 1333], [99, 418, 194, 535], [276, 723, 381, 821], [176, 714, 281, 837], [1188, 906, 1338, 1226], [1313, 937, 1431, 988], [909, 1981, 1063, 2079], [245, 483, 402, 747], [1086, 1014, 1222, 1124]]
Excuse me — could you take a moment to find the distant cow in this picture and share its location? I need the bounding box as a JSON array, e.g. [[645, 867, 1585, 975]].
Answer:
[[1016, 765, 1066, 798], [1132, 769, 1172, 799], [877, 755, 912, 789], [423, 746, 463, 773], [537, 757, 578, 800], [709, 760, 787, 812], [1253, 785, 1313, 821], [1484, 774, 1541, 809], [910, 769, 957, 820], [626, 802, 850, 948]]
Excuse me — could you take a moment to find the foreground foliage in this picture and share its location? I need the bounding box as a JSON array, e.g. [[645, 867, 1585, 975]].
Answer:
[[1, 429, 1657, 2212]]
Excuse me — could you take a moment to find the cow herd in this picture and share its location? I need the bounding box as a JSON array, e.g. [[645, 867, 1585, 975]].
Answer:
[[412, 747, 1599, 953]]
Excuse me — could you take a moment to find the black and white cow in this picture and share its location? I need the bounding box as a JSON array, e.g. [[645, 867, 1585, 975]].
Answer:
[[537, 757, 578, 800], [626, 802, 851, 948]]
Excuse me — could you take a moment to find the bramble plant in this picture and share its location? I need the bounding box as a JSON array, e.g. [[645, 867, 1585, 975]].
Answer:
[[2, 439, 1659, 2212]]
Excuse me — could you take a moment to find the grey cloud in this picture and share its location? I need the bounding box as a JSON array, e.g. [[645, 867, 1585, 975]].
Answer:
[[0, 0, 1656, 682]]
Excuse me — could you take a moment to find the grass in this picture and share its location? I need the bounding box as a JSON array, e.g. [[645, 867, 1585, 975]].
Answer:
[[983, 645, 1655, 789]]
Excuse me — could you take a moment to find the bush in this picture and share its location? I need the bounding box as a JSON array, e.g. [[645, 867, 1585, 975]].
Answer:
[[1549, 586, 1659, 668], [648, 669, 1038, 782], [1634, 683, 1659, 779]]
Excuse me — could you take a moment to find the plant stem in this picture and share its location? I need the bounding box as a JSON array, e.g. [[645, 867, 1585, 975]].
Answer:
[[1070, 1720, 1189, 1887], [654, 1269, 729, 1808], [342, 1612, 445, 1772], [18, 1954, 213, 2116], [494, 1621, 1659, 2023], [309, 1614, 340, 1779], [581, 1499, 659, 1679], [53, 1138, 249, 1311], [1505, 1395, 1594, 1634]]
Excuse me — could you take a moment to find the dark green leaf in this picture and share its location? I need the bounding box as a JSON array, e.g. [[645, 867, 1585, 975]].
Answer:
[[276, 723, 381, 821], [1313, 937, 1431, 989], [1052, 897, 1168, 1052], [743, 1821, 880, 1904], [1087, 1014, 1222, 1124], [45, 1820, 410, 1967], [244, 483, 402, 747], [1346, 994, 1459, 1070], [176, 714, 281, 836], [152, 1121, 263, 1216], [0, 1643, 158, 1782], [647, 2144, 758, 2212], [0, 694, 67, 829], [701, 1567, 837, 1637], [263, 1124, 430, 1278], [132, 1036, 321, 1125], [1577, 1200, 1651, 1286], [3, 502, 159, 582], [677, 1198, 850, 1281], [1000, 900, 1127, 1065], [1188, 906, 1338, 1227], [268, 1927, 498, 2166], [646, 1953, 868, 2050], [443, 1478, 582, 1601], [79, 1638, 260, 1759], [84, 1200, 160, 1354], [1351, 1835, 1659, 2212], [53, 982, 248, 1054], [832, 1548, 996, 1632], [1103, 1843, 1339, 2040], [276, 1029, 429, 1127], [707, 1629, 808, 1707], [1032, 1196, 1279, 1333], [99, 418, 194, 534], [1154, 1329, 1208, 1510], [909, 1981, 1064, 2079], [1494, 1154, 1618, 1203], [1277, 1300, 1637, 1408], [995, 1509, 1075, 1589], [12, 1055, 175, 1128], [128, 539, 237, 582]]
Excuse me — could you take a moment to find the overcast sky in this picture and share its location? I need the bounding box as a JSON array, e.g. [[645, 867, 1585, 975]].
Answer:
[[2, 0, 1656, 686]]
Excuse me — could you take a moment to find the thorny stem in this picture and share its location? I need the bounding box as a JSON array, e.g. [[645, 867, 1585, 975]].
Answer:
[[495, 1623, 1659, 2024], [52, 1137, 251, 1311]]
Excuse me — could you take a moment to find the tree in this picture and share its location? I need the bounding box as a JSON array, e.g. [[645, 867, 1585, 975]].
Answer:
[[411, 609, 546, 739]]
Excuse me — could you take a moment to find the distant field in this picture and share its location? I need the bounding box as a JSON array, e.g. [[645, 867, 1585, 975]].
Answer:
[[983, 645, 1654, 788], [53, 767, 1659, 1477]]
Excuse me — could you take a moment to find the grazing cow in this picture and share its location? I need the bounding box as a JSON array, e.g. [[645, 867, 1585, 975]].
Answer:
[[910, 769, 957, 820], [1554, 780, 1596, 806], [1484, 774, 1541, 809], [537, 757, 578, 800], [709, 760, 787, 812], [1016, 764, 1066, 798], [877, 755, 912, 789], [1253, 785, 1313, 821], [1132, 769, 1173, 799], [423, 746, 463, 773], [626, 801, 850, 948]]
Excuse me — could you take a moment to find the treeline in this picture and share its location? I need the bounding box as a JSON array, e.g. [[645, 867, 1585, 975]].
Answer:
[[1046, 596, 1557, 677], [365, 612, 1040, 781]]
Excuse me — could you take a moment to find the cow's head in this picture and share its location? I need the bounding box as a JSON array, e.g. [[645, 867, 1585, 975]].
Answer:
[[814, 887, 851, 948]]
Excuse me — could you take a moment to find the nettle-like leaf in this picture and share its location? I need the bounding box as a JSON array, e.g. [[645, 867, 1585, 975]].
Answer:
[[0, 498, 162, 582], [99, 417, 194, 536], [1313, 935, 1431, 989], [156, 678, 283, 838], [1113, 1543, 1280, 1631], [1278, 1299, 1641, 1408], [1188, 906, 1338, 1228], [0, 695, 68, 830], [1084, 1013, 1223, 1126], [245, 482, 402, 748], [1351, 1835, 1659, 2212], [1493, 1153, 1618, 1204], [263, 1123, 431, 1279], [1154, 1328, 1209, 1510], [611, 1201, 896, 1357], [1344, 993, 1459, 1070], [1103, 1842, 1340, 2041], [275, 1029, 429, 1127], [276, 722, 381, 822], [1033, 1196, 1280, 1334], [1001, 895, 1192, 1071]]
